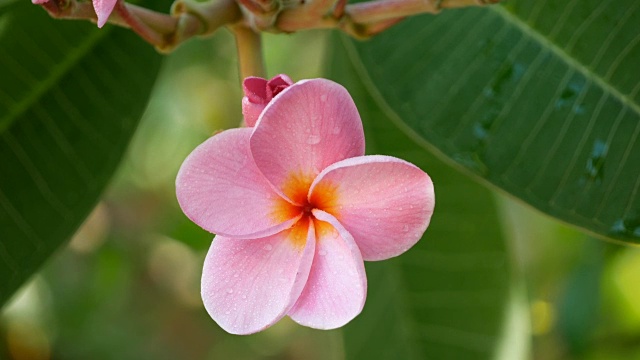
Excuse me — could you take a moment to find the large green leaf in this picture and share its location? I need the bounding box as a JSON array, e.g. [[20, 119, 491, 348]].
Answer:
[[0, 1, 166, 306], [343, 0, 640, 243], [327, 37, 525, 359]]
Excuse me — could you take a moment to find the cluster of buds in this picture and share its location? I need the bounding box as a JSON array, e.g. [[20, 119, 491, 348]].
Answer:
[[33, 0, 499, 54]]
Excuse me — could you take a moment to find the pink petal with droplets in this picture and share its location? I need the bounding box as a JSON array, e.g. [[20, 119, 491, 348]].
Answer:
[[250, 79, 365, 204], [310, 155, 434, 261], [242, 97, 266, 127], [288, 210, 366, 329], [176, 128, 300, 239], [202, 220, 315, 335]]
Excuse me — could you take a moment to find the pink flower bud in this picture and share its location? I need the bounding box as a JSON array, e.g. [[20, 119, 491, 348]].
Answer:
[[242, 74, 293, 127]]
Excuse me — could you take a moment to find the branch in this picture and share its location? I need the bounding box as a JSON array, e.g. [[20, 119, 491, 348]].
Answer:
[[34, 0, 500, 52], [34, 0, 242, 52], [347, 0, 498, 24], [115, 1, 165, 46], [277, 0, 499, 36]]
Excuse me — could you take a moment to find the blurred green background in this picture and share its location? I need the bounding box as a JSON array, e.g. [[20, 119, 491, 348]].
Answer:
[[2, 6, 640, 360]]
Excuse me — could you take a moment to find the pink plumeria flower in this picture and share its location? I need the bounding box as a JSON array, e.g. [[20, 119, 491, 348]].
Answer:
[[176, 78, 435, 334], [32, 0, 116, 28], [242, 74, 293, 127]]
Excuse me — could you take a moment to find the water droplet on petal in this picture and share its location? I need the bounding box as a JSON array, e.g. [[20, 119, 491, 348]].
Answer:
[[307, 134, 321, 145], [402, 225, 409, 232], [227, 288, 234, 294], [320, 94, 327, 102], [332, 126, 341, 134], [263, 244, 273, 251]]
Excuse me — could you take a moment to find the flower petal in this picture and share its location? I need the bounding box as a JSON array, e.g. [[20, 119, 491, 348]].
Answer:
[[243, 77, 268, 103], [242, 98, 265, 128], [266, 74, 293, 99], [250, 79, 365, 204], [176, 128, 300, 239], [93, 0, 117, 28], [288, 210, 366, 329], [310, 155, 435, 261], [202, 219, 315, 335], [242, 77, 268, 127]]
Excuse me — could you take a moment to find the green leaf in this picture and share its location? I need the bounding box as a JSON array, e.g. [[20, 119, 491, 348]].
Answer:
[[557, 238, 603, 355], [0, 2, 166, 306], [342, 0, 640, 243], [327, 36, 524, 359]]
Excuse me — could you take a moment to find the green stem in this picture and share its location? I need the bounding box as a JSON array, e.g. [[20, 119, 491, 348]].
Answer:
[[231, 25, 266, 79]]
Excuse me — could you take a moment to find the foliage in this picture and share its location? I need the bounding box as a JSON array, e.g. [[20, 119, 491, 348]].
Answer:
[[0, 0, 168, 305], [341, 0, 640, 243]]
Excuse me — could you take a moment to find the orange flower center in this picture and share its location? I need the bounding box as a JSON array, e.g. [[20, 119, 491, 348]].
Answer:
[[270, 172, 339, 248]]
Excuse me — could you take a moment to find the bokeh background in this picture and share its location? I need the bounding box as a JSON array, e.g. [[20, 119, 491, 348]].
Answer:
[[2, 24, 640, 360]]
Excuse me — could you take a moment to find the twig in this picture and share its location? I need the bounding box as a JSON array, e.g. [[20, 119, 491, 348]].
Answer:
[[115, 1, 165, 46], [35, 0, 499, 51], [277, 0, 497, 35], [332, 0, 347, 19], [35, 0, 241, 52], [127, 3, 179, 34]]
